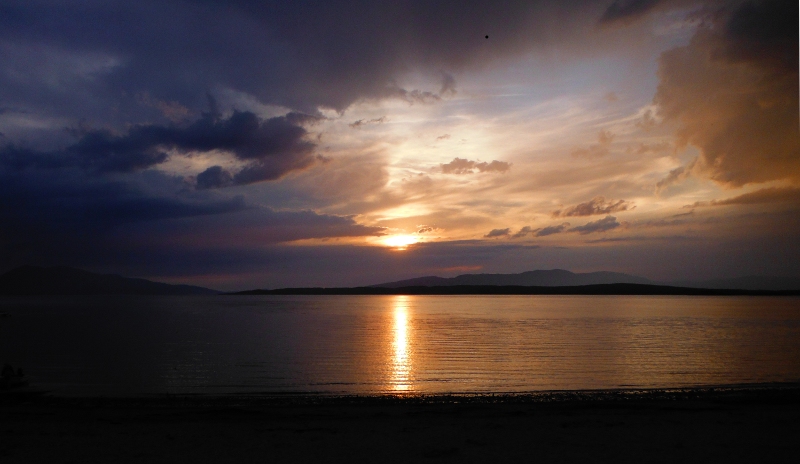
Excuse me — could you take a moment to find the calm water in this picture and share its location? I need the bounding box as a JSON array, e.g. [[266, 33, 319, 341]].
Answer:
[[1, 295, 799, 396]]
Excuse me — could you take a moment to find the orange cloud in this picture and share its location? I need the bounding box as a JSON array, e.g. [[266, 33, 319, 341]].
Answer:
[[654, 0, 799, 187], [686, 186, 800, 208], [552, 196, 633, 217]]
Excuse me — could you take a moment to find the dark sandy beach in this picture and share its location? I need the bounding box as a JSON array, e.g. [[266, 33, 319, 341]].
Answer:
[[2, 386, 799, 463]]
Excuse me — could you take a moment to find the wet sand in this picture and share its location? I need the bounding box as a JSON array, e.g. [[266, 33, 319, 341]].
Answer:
[[2, 387, 799, 463]]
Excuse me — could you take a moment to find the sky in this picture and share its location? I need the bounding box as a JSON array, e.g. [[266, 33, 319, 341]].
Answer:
[[0, 0, 798, 290]]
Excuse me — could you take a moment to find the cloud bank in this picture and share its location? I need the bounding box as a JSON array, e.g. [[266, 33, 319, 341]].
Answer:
[[655, 0, 799, 187]]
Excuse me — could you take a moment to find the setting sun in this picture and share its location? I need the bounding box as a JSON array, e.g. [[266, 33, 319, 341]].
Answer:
[[382, 235, 419, 250]]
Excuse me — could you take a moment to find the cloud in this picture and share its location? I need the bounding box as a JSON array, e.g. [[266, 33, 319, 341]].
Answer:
[[586, 235, 692, 243], [599, 0, 663, 25], [373, 73, 459, 106], [441, 158, 511, 174], [686, 186, 800, 208], [0, 106, 321, 186], [535, 223, 570, 237], [0, 163, 384, 271], [195, 166, 234, 190], [0, 167, 248, 238], [628, 141, 670, 156], [484, 228, 511, 238], [0, 0, 609, 121], [637, 216, 694, 228], [439, 72, 457, 97], [552, 196, 633, 217], [570, 130, 615, 158], [655, 158, 697, 193], [722, 0, 798, 74], [568, 215, 621, 235], [349, 117, 386, 128], [136, 92, 191, 122], [511, 226, 534, 238], [654, 0, 799, 187], [417, 225, 439, 234], [636, 107, 659, 131], [672, 209, 694, 218], [436, 134, 451, 141]]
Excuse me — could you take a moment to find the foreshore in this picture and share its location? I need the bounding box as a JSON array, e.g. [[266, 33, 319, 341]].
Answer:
[[2, 385, 799, 463]]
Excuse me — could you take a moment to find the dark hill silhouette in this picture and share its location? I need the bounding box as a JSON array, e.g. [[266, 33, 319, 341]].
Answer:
[[0, 266, 218, 295], [372, 269, 800, 291], [232, 284, 799, 296], [372, 269, 653, 288]]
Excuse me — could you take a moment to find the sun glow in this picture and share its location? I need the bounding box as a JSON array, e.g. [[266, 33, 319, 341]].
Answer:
[[382, 234, 419, 250]]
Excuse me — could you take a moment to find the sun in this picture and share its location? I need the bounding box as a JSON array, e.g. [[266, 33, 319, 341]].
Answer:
[[382, 234, 419, 250]]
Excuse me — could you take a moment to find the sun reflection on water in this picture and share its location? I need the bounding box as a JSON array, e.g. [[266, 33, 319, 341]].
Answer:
[[390, 295, 413, 392]]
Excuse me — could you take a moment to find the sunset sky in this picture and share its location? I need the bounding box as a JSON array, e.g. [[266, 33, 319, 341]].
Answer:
[[0, 0, 797, 290]]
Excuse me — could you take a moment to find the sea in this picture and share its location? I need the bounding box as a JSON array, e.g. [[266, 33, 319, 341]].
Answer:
[[1, 295, 799, 396]]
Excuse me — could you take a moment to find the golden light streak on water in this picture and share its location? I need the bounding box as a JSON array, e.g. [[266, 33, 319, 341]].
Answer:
[[390, 295, 413, 391]]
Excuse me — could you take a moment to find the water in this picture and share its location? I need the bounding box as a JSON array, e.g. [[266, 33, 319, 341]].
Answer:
[[1, 295, 799, 396]]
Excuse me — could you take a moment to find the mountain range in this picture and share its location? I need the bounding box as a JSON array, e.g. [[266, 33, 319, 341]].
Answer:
[[372, 269, 800, 291], [1, 266, 799, 295]]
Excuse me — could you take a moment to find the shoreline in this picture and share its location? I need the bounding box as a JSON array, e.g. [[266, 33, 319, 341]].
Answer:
[[6, 380, 800, 402], [3, 385, 799, 463], [6, 381, 800, 406]]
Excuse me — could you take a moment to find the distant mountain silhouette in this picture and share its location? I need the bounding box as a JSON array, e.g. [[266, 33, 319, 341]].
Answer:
[[233, 284, 799, 296], [372, 269, 653, 288], [0, 266, 218, 295], [372, 269, 800, 291]]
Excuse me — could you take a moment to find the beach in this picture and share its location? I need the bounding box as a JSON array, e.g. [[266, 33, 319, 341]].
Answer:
[[2, 386, 799, 463]]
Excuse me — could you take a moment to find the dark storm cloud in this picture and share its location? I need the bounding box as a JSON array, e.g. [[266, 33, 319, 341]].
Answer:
[[552, 196, 632, 217], [0, 140, 166, 173], [654, 0, 799, 187], [568, 215, 621, 234], [0, 164, 384, 271], [0, 169, 248, 230], [195, 166, 234, 190], [0, 0, 606, 121], [722, 0, 798, 73], [0, 99, 379, 273], [0, 108, 319, 184], [441, 158, 511, 174]]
